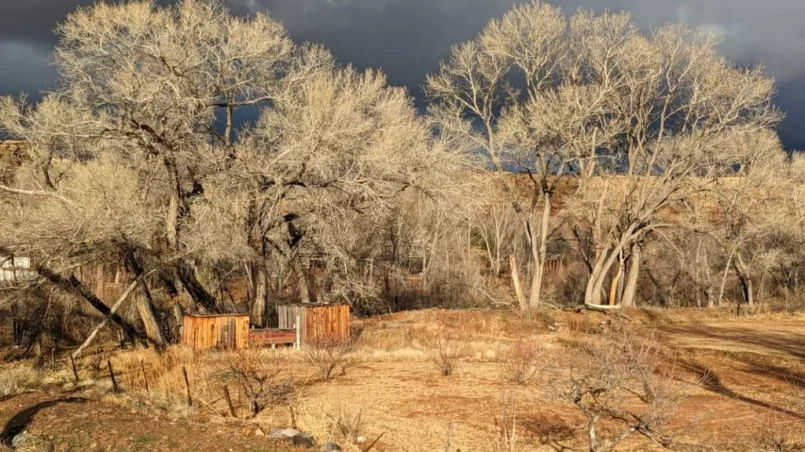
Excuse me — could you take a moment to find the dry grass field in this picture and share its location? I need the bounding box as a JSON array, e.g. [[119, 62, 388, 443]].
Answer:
[[2, 308, 805, 451]]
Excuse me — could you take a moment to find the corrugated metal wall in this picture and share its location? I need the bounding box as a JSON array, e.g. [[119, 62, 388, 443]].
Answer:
[[181, 314, 250, 350], [277, 304, 350, 344]]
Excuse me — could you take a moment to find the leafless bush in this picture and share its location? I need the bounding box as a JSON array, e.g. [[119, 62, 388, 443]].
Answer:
[[0, 363, 40, 397], [726, 392, 805, 452], [305, 337, 355, 382], [489, 384, 519, 452], [88, 349, 108, 374], [549, 327, 681, 452], [502, 338, 541, 385], [431, 336, 466, 377], [751, 419, 805, 452], [227, 350, 293, 415], [326, 407, 365, 444]]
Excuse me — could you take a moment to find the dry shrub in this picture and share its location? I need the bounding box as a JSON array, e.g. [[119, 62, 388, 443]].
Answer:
[[751, 418, 805, 452], [724, 399, 805, 451], [227, 350, 294, 415], [88, 348, 109, 374], [557, 314, 601, 336], [306, 337, 355, 381], [0, 362, 40, 396], [431, 336, 466, 377], [549, 326, 682, 452], [502, 338, 541, 385], [489, 384, 520, 452], [326, 407, 365, 444], [105, 347, 300, 419]]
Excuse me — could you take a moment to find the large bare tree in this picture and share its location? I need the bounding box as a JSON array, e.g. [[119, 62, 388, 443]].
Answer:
[[429, 2, 783, 309], [427, 1, 573, 311], [1, 0, 471, 335]]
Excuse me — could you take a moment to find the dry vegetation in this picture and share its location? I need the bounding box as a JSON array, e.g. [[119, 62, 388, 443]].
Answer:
[[1, 0, 805, 450], [2, 308, 805, 451]]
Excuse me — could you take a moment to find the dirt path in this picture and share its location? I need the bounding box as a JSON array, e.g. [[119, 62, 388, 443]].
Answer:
[[656, 318, 805, 359], [0, 392, 293, 451]]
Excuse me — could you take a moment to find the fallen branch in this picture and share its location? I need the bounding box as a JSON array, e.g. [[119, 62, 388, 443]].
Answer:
[[0, 184, 74, 205], [361, 432, 386, 452], [71, 269, 157, 359]]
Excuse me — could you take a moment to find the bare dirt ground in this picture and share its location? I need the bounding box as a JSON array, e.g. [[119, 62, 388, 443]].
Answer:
[[0, 391, 294, 452], [2, 308, 804, 451]]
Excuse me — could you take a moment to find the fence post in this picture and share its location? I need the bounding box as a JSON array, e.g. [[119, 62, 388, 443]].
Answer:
[[140, 359, 150, 393], [182, 366, 192, 406], [295, 315, 301, 351], [108, 360, 119, 393], [223, 385, 236, 417], [69, 355, 80, 383]]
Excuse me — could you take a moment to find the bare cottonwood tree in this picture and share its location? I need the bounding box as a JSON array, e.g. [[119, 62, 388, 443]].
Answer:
[[0, 1, 295, 329], [427, 1, 575, 311], [230, 56, 471, 324], [1, 0, 471, 337], [429, 3, 782, 309], [693, 131, 789, 307], [571, 20, 782, 307]]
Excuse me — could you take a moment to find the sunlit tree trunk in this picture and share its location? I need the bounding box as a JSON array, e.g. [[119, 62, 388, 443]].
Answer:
[[621, 243, 641, 308]]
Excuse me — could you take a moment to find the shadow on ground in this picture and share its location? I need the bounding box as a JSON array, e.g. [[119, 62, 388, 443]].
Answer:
[[0, 396, 87, 445], [679, 360, 805, 421]]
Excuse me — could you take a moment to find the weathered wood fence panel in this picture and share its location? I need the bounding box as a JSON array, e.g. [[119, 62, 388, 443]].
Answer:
[[277, 304, 350, 344], [249, 329, 297, 347], [181, 314, 250, 350]]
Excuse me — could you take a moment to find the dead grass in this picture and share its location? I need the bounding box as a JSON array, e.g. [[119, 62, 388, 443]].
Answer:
[[3, 308, 805, 451], [0, 362, 40, 397]]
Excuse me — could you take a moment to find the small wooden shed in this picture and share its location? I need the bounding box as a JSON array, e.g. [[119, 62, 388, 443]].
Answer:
[[181, 314, 250, 351], [277, 303, 350, 344]]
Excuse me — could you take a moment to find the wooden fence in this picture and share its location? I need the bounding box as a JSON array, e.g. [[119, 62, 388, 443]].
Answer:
[[277, 304, 350, 344], [181, 314, 250, 351]]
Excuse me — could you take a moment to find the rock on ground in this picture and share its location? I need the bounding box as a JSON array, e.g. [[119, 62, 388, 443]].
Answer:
[[321, 441, 342, 451], [268, 428, 317, 448]]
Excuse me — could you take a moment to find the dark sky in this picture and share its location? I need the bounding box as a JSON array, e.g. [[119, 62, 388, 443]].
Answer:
[[2, 0, 803, 149]]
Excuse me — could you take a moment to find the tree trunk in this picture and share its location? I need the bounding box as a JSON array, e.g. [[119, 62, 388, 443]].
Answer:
[[166, 179, 180, 251], [528, 259, 544, 309], [734, 254, 754, 307], [584, 224, 638, 306], [177, 262, 218, 312], [739, 275, 754, 307], [758, 270, 767, 301], [293, 259, 311, 304], [614, 250, 626, 305], [509, 255, 527, 311], [250, 262, 268, 328], [526, 195, 551, 309], [584, 253, 608, 306], [136, 286, 166, 347], [582, 191, 608, 306], [717, 250, 735, 307], [493, 231, 502, 277], [36, 267, 139, 344], [72, 275, 148, 358], [123, 250, 166, 347], [172, 303, 184, 342], [706, 287, 715, 309], [621, 244, 641, 308]]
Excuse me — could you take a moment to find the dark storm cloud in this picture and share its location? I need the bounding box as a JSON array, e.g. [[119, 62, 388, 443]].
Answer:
[[0, 0, 96, 43], [1, 0, 804, 148]]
